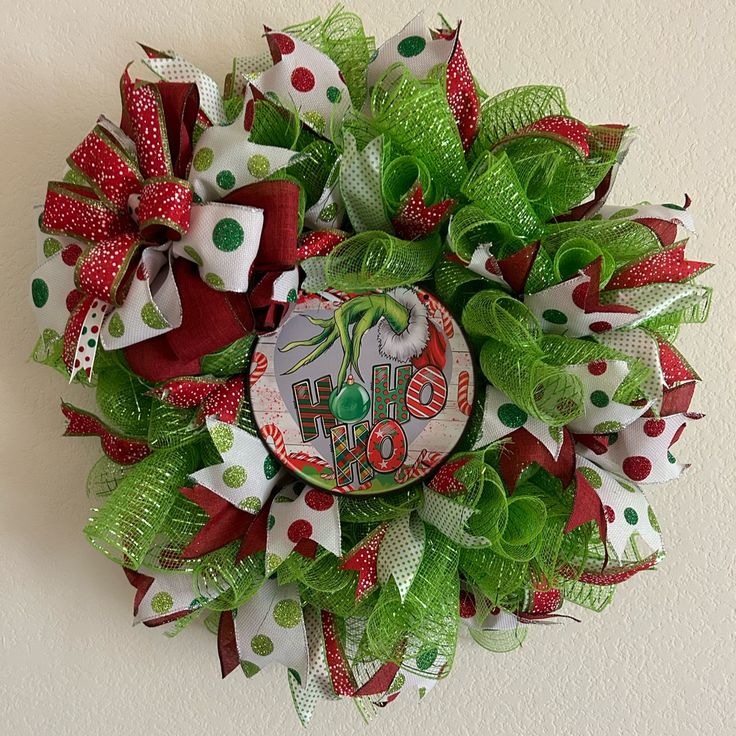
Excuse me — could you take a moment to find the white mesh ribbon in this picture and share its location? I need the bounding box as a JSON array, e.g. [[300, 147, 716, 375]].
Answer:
[[471, 386, 565, 460], [419, 487, 490, 548], [366, 13, 455, 88], [188, 104, 297, 202], [376, 512, 425, 601], [289, 606, 340, 726], [266, 480, 342, 574], [231, 578, 309, 682], [254, 31, 351, 140], [143, 51, 228, 126], [340, 133, 392, 233], [191, 418, 284, 512], [575, 455, 663, 558], [172, 201, 265, 293]]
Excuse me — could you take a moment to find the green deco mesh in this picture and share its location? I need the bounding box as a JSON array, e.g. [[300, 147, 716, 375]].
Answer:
[[462, 290, 585, 426], [367, 65, 468, 194], [320, 9, 374, 107], [325, 231, 442, 290], [85, 446, 199, 569]]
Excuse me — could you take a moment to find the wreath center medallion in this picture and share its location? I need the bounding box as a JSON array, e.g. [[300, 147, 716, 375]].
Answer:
[[252, 288, 474, 494]]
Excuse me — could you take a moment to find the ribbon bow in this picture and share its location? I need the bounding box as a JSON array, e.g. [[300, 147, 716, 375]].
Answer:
[[32, 70, 300, 381]]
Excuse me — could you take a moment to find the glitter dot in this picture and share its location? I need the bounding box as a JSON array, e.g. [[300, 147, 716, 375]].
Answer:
[[61, 243, 83, 266], [210, 424, 234, 453], [603, 505, 615, 523], [216, 169, 236, 190], [623, 507, 639, 525], [304, 489, 334, 511], [107, 313, 125, 338], [192, 147, 214, 171], [222, 465, 247, 488], [388, 672, 405, 693], [579, 466, 602, 489], [183, 245, 203, 266], [239, 496, 262, 513], [66, 289, 83, 312], [287, 288, 297, 303], [287, 519, 313, 543], [415, 645, 438, 670], [263, 455, 278, 479], [587, 360, 607, 375], [150, 591, 173, 614], [273, 599, 302, 628], [31, 278, 49, 308], [398, 35, 426, 57], [250, 634, 274, 656], [326, 86, 341, 103], [247, 154, 270, 178], [244, 99, 255, 130], [141, 301, 169, 329], [43, 237, 61, 257], [268, 514, 276, 530], [271, 32, 295, 55], [590, 320, 612, 333], [266, 552, 282, 573], [647, 505, 661, 532], [319, 202, 338, 221], [622, 456, 652, 481], [571, 282, 589, 309], [593, 421, 623, 433], [497, 403, 527, 428], [643, 419, 666, 437], [542, 308, 568, 325], [302, 110, 325, 133], [241, 661, 261, 677], [212, 218, 245, 252], [205, 273, 225, 289], [610, 207, 639, 219], [291, 67, 316, 92], [590, 390, 609, 408]]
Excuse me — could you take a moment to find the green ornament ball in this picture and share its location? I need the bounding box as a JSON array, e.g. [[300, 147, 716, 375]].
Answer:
[[328, 376, 370, 423]]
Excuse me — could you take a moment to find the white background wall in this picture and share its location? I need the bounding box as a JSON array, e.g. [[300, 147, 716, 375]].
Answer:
[[1, 1, 734, 734]]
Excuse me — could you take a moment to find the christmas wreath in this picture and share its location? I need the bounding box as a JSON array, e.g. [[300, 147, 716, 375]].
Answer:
[[30, 6, 712, 724]]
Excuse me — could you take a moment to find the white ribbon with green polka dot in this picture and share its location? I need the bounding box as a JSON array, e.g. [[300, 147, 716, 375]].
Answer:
[[230, 578, 309, 684], [191, 418, 285, 513]]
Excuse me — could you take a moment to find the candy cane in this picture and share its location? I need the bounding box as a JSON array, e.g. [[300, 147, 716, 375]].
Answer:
[[457, 370, 472, 416], [260, 423, 287, 463], [290, 450, 333, 476], [425, 293, 454, 337], [249, 351, 268, 387], [394, 449, 444, 484]]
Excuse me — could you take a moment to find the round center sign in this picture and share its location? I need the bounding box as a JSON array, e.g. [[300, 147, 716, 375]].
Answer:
[[251, 287, 475, 494]]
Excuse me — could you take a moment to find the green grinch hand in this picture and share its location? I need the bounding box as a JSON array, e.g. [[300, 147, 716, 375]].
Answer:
[[280, 293, 410, 388]]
